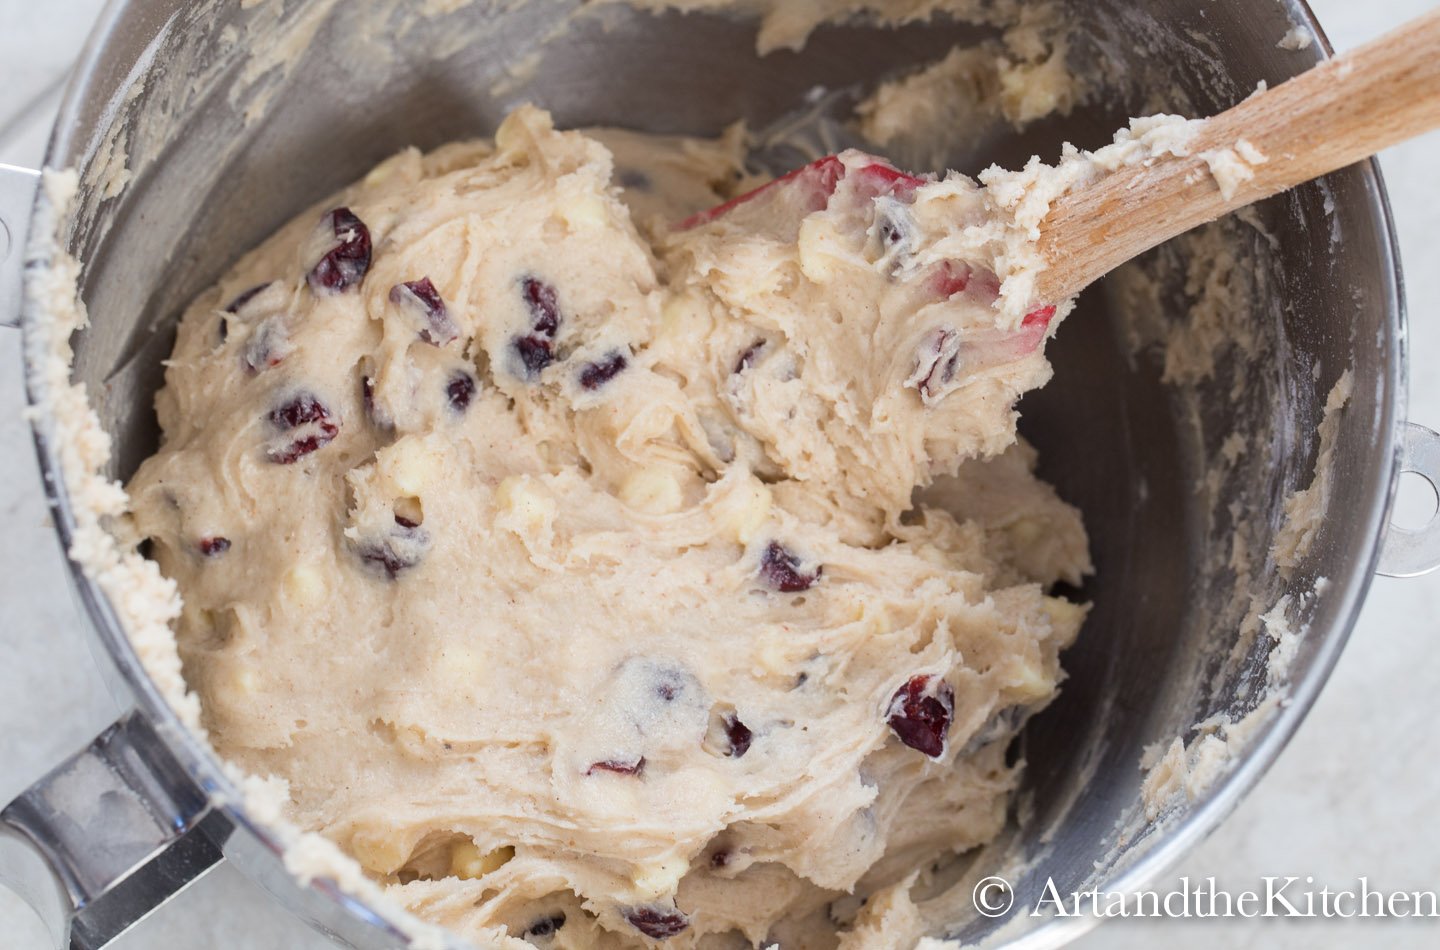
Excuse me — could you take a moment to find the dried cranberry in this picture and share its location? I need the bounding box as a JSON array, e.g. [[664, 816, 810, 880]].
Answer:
[[390, 278, 459, 346], [578, 351, 628, 390], [913, 328, 962, 402], [513, 335, 555, 378], [623, 907, 689, 939], [874, 203, 914, 254], [525, 913, 566, 938], [357, 543, 407, 578], [886, 675, 955, 759], [619, 169, 652, 190], [511, 277, 563, 379], [586, 757, 645, 776], [722, 714, 752, 758], [243, 319, 290, 373], [354, 522, 429, 580], [521, 276, 561, 336], [446, 372, 477, 412], [224, 282, 272, 313], [197, 536, 231, 557], [608, 659, 706, 749], [266, 392, 339, 464], [268, 431, 337, 464], [358, 373, 394, 431], [759, 542, 820, 592], [307, 208, 372, 293], [734, 340, 765, 374], [361, 375, 377, 418], [704, 704, 754, 758], [878, 215, 907, 249], [272, 392, 328, 428], [870, 199, 918, 276]]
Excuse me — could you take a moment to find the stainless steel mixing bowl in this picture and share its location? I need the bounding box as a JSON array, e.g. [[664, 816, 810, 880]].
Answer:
[[2, 1, 1439, 947]]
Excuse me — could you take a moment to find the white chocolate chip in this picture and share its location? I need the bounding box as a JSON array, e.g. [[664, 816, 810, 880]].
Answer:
[[495, 475, 557, 536], [620, 467, 684, 514], [433, 644, 493, 692], [450, 842, 514, 880], [631, 857, 688, 899], [1041, 596, 1087, 648], [797, 216, 847, 284], [728, 480, 773, 545], [1006, 653, 1055, 703], [561, 193, 610, 231], [1041, 595, 1085, 630], [283, 564, 326, 608], [754, 633, 801, 676], [349, 832, 411, 875], [1006, 516, 1044, 548], [658, 292, 713, 341], [387, 438, 439, 496], [229, 665, 260, 696], [494, 113, 527, 154]]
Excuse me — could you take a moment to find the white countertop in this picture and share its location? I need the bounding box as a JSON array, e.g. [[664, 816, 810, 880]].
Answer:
[[1, 1, 1437, 947]]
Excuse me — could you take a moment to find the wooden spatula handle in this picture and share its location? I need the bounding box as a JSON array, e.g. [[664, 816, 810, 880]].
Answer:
[[1034, 9, 1440, 304]]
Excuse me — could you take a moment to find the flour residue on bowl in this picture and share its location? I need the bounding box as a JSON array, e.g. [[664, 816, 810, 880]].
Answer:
[[853, 7, 1083, 171], [1138, 694, 1279, 821], [606, 0, 1022, 54], [1278, 25, 1315, 52], [1059, 42, 1363, 878], [1273, 370, 1356, 572]]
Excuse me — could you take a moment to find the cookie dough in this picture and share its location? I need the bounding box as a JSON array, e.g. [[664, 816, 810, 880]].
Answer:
[[126, 105, 1090, 948]]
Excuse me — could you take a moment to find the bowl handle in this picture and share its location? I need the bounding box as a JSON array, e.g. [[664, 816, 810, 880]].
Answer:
[[0, 162, 39, 330], [0, 712, 229, 948], [1377, 422, 1440, 577]]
